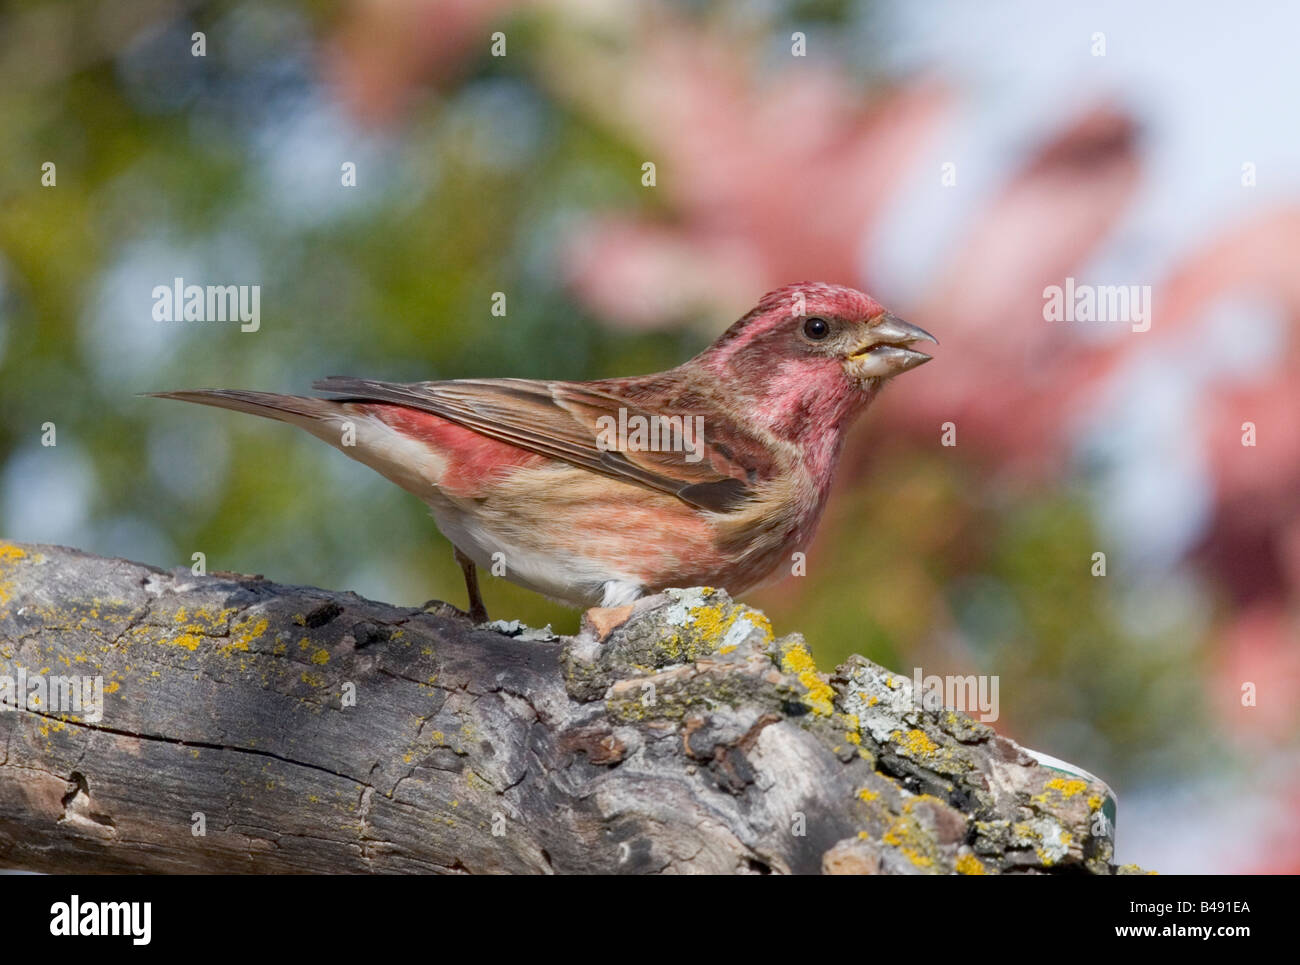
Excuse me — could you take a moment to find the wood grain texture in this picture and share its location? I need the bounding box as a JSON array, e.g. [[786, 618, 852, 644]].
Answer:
[[0, 542, 1137, 874]]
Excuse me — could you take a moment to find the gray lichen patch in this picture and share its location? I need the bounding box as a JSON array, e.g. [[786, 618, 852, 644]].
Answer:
[[563, 586, 775, 703]]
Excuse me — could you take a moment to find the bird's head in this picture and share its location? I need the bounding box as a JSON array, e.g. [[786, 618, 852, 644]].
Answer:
[[695, 282, 936, 435]]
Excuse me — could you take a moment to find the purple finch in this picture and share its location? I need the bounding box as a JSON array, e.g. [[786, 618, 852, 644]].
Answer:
[[151, 283, 935, 621]]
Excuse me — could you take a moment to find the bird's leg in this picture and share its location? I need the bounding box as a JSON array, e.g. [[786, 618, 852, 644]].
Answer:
[[453, 546, 488, 623]]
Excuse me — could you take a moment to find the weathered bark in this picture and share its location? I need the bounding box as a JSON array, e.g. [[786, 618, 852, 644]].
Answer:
[[0, 541, 1138, 874]]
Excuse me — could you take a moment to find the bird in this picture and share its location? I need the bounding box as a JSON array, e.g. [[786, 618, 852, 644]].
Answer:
[[148, 283, 935, 622]]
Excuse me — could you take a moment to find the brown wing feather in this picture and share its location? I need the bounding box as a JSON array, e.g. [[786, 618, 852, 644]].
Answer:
[[312, 376, 763, 513]]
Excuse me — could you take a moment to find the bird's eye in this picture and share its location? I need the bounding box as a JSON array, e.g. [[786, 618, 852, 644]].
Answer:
[[802, 316, 831, 340]]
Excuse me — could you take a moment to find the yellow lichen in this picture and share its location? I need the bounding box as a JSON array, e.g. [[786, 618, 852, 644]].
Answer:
[[310, 649, 330, 665], [1032, 776, 1090, 806], [893, 728, 939, 757], [779, 641, 835, 716], [686, 602, 730, 642], [955, 853, 986, 875], [1012, 821, 1039, 843], [161, 604, 263, 655], [0, 543, 30, 604], [226, 615, 268, 653], [663, 598, 776, 664], [0, 545, 28, 562], [840, 712, 863, 746], [1044, 776, 1087, 798], [882, 815, 935, 869], [901, 793, 947, 814]]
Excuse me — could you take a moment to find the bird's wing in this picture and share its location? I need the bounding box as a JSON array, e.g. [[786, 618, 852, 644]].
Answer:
[[312, 376, 770, 513]]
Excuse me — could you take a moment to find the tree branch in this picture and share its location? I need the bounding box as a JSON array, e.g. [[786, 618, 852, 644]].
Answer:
[[0, 541, 1139, 874]]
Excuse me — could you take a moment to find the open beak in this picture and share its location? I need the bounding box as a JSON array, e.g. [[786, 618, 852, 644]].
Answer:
[[847, 313, 938, 379]]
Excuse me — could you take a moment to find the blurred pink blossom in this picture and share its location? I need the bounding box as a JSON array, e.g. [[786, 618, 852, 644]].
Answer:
[[329, 0, 520, 124], [555, 16, 950, 325], [1211, 604, 1300, 741]]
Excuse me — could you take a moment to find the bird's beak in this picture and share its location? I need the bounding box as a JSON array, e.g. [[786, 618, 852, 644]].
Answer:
[[846, 313, 938, 379]]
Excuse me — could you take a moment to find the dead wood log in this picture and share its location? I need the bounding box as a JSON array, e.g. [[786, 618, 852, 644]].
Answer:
[[0, 541, 1138, 874]]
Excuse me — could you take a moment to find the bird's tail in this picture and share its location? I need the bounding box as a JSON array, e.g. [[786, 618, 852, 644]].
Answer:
[[144, 389, 353, 445], [144, 388, 447, 502]]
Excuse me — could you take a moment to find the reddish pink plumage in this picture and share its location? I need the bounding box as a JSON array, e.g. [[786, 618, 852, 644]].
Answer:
[[364, 403, 544, 496]]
